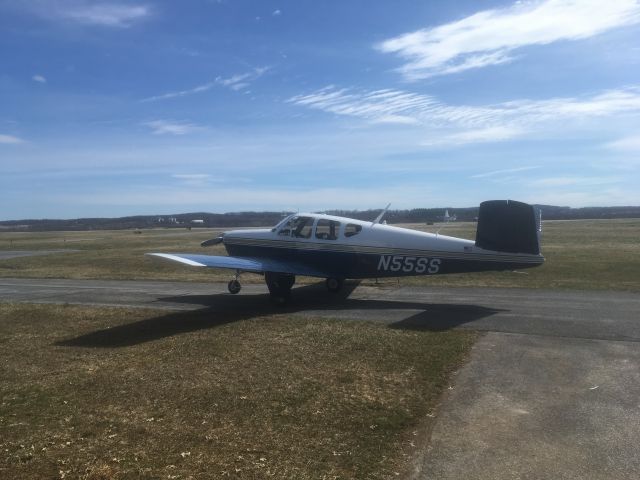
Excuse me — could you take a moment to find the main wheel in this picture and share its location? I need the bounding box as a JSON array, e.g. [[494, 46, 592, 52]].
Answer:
[[325, 277, 343, 293], [265, 272, 295, 304], [227, 279, 241, 294]]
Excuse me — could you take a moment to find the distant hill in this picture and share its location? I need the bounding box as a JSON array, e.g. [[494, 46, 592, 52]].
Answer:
[[1, 205, 639, 232]]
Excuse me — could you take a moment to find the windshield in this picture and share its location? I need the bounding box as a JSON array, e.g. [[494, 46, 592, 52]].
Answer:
[[277, 215, 314, 238], [271, 214, 295, 232]]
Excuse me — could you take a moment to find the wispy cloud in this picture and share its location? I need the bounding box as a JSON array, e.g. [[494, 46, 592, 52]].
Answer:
[[424, 126, 525, 146], [529, 176, 622, 187], [171, 173, 251, 187], [32, 74, 46, 83], [216, 66, 269, 91], [289, 87, 442, 123], [0, 134, 25, 144], [531, 187, 638, 207], [144, 120, 202, 135], [172, 174, 211, 181], [471, 166, 540, 179], [172, 173, 211, 187], [606, 133, 640, 151], [377, 0, 640, 80], [23, 1, 151, 28], [141, 81, 217, 102], [62, 3, 149, 27], [289, 85, 640, 142], [49, 184, 437, 212], [141, 67, 269, 102]]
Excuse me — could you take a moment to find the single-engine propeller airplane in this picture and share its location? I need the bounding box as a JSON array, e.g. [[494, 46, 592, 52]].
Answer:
[[148, 200, 544, 303]]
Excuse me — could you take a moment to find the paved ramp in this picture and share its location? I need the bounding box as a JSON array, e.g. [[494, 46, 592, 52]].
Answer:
[[0, 278, 638, 341], [415, 333, 640, 480]]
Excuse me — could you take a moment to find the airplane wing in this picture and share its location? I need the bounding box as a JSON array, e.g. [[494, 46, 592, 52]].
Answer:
[[146, 253, 329, 278]]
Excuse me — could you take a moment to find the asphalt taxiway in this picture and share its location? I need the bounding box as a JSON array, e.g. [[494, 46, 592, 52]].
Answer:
[[0, 277, 638, 341], [1, 277, 639, 479]]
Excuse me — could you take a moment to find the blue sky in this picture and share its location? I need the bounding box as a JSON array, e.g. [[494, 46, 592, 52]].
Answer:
[[1, 0, 640, 219]]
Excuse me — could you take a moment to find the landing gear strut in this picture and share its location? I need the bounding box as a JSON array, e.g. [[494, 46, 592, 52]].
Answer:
[[265, 272, 295, 305], [227, 270, 242, 294], [325, 277, 344, 293]]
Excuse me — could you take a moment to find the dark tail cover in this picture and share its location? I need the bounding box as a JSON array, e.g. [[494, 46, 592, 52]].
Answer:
[[475, 200, 540, 255]]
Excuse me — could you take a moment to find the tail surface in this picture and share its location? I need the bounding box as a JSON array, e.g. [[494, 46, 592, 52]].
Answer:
[[475, 200, 541, 255]]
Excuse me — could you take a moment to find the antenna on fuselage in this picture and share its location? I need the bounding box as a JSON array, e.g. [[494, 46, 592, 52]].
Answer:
[[372, 203, 391, 226]]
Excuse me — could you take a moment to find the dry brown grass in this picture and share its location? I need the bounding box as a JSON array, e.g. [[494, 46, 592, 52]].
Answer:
[[1, 218, 639, 291], [0, 303, 475, 479]]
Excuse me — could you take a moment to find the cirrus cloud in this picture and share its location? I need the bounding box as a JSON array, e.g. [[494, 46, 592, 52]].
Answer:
[[377, 0, 640, 80], [144, 120, 202, 135], [0, 134, 25, 144], [289, 85, 640, 141], [14, 1, 151, 28]]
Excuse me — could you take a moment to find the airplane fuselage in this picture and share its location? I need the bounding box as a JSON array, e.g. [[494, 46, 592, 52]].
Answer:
[[222, 213, 543, 280]]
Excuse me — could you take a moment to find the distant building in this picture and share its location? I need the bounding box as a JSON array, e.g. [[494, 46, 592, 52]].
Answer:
[[191, 219, 205, 224], [443, 210, 457, 222]]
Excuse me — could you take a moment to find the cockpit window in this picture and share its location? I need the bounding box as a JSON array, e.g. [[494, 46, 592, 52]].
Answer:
[[271, 215, 293, 232], [344, 223, 362, 238], [278, 216, 314, 238], [315, 219, 340, 240]]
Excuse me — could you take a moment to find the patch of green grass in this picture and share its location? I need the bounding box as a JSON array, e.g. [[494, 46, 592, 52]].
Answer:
[[0, 303, 475, 479], [1, 219, 639, 290]]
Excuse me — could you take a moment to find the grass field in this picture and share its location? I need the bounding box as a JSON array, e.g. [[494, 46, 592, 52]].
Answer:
[[1, 220, 637, 478], [1, 218, 639, 291], [0, 303, 475, 479]]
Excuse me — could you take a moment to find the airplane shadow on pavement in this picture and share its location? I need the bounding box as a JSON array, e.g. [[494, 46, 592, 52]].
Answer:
[[56, 281, 504, 348]]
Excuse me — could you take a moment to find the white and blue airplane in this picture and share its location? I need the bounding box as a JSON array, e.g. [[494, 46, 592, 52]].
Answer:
[[149, 200, 544, 303]]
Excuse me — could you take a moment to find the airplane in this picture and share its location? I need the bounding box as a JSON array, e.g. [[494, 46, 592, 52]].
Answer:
[[148, 200, 544, 303]]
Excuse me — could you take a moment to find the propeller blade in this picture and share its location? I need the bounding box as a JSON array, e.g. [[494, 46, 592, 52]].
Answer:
[[201, 237, 224, 247]]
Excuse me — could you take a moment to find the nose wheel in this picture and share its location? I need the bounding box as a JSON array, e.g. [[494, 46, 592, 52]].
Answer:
[[227, 270, 242, 294], [227, 279, 241, 294]]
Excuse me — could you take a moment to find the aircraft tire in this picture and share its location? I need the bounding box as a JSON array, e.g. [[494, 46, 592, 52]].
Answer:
[[227, 279, 241, 294], [265, 272, 295, 304], [325, 277, 343, 293]]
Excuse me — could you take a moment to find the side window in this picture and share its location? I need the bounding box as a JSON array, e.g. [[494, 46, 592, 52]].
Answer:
[[295, 217, 314, 238], [315, 219, 340, 240], [344, 223, 362, 238]]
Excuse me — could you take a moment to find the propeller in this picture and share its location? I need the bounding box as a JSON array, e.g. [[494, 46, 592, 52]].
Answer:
[[201, 236, 224, 247]]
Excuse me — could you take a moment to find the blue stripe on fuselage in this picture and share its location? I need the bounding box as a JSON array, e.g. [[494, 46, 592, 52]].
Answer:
[[224, 241, 542, 279]]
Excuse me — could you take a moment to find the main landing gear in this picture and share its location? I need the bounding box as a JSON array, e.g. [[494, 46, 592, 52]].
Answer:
[[265, 272, 295, 305], [226, 272, 344, 303], [325, 277, 344, 293]]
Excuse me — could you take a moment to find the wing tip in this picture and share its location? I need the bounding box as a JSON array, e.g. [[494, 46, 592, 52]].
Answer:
[[146, 253, 206, 267]]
